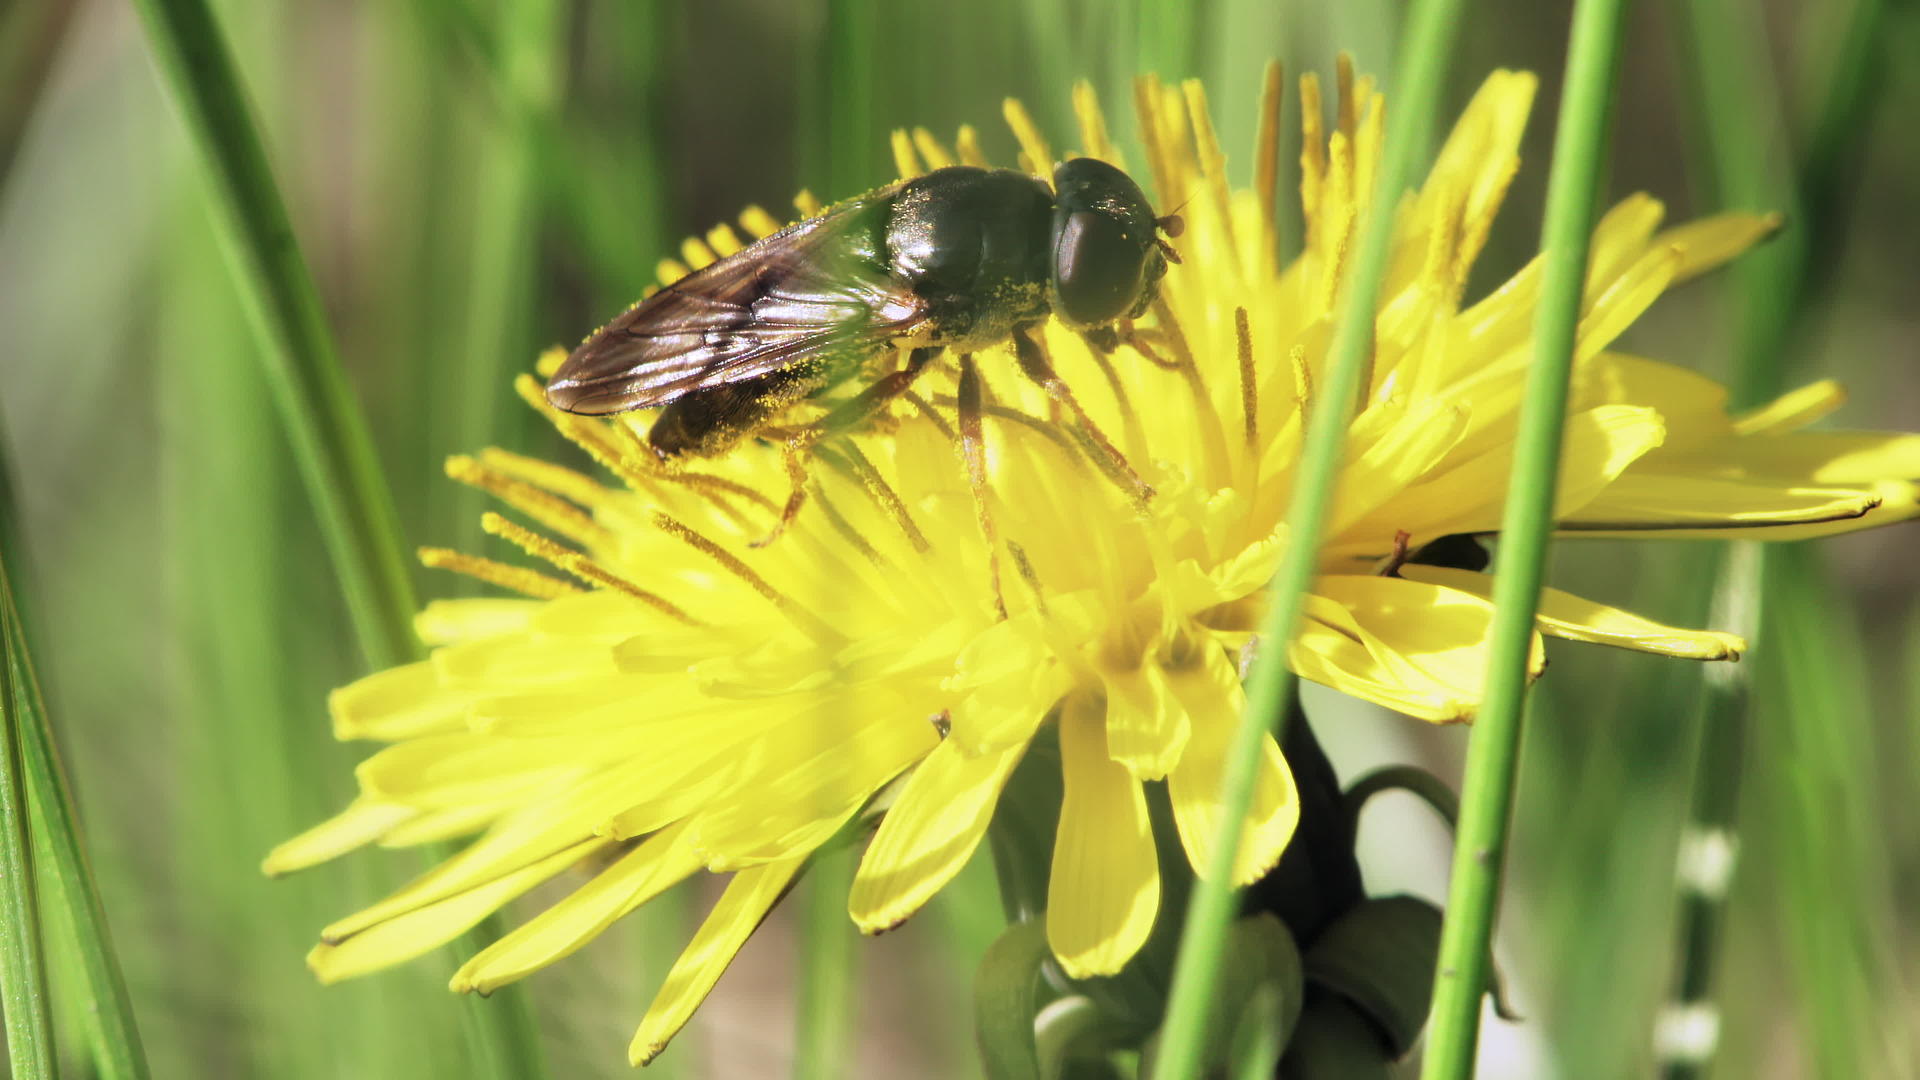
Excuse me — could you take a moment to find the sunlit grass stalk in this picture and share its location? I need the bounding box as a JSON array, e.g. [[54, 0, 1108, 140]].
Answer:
[[0, 560, 54, 1080], [128, 0, 419, 670], [452, 0, 564, 515], [1420, 2, 1628, 1077], [793, 845, 859, 1080], [1667, 1, 1898, 1075], [127, 2, 550, 1075], [1148, 2, 1466, 1075]]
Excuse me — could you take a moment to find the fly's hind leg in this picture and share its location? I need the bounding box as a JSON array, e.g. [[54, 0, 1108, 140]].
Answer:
[[751, 346, 942, 548], [1010, 323, 1155, 506], [956, 354, 1008, 620]]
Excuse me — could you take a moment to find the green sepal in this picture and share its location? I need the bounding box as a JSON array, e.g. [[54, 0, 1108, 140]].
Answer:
[[1301, 895, 1441, 1057], [1276, 992, 1397, 1080], [976, 919, 1053, 1080]]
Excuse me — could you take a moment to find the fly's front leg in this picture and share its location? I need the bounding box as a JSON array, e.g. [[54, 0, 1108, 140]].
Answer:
[[956, 354, 1008, 620], [752, 346, 941, 548], [1010, 323, 1155, 506]]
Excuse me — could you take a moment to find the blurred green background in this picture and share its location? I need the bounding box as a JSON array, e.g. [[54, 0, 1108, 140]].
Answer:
[[1, 0, 1916, 1076]]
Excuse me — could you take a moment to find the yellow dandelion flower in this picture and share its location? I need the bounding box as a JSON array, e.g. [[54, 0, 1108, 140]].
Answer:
[[269, 65, 1920, 1066]]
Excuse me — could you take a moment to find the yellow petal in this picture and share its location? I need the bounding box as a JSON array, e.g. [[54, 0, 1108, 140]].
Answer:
[[1341, 405, 1665, 545], [309, 838, 605, 983], [1047, 697, 1159, 978], [1398, 565, 1746, 660], [262, 799, 414, 876], [330, 662, 469, 741], [1098, 654, 1188, 781], [453, 822, 702, 994], [1655, 211, 1781, 284], [414, 598, 542, 646], [1561, 472, 1885, 534], [1314, 576, 1545, 696], [631, 856, 807, 1066], [849, 739, 1026, 933], [1672, 430, 1920, 486], [1288, 621, 1475, 722], [1164, 647, 1299, 883]]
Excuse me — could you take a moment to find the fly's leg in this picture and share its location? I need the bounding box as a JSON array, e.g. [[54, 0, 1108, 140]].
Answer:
[[751, 346, 941, 548], [957, 354, 1009, 620], [1010, 323, 1155, 506]]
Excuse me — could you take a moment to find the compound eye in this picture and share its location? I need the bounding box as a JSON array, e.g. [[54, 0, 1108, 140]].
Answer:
[[1052, 210, 1149, 328]]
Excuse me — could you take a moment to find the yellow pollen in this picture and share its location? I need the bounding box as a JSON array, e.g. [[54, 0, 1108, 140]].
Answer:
[[809, 486, 889, 570], [535, 346, 566, 378], [1289, 342, 1313, 410], [794, 190, 821, 217], [655, 258, 689, 286], [445, 455, 612, 550], [417, 547, 581, 600]]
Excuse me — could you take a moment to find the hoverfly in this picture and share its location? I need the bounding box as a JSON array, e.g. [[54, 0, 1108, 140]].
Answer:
[[546, 158, 1181, 605]]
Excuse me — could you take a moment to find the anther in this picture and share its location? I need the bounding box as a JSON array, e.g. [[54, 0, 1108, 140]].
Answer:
[[652, 511, 838, 642], [479, 513, 700, 626], [446, 455, 612, 550], [1007, 540, 1049, 617], [818, 441, 931, 554], [418, 547, 581, 600], [1235, 307, 1257, 448]]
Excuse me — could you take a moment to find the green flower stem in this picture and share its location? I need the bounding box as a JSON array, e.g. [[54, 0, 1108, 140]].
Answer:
[[129, 0, 419, 671], [1419, 3, 1628, 1077], [1148, 3, 1466, 1076], [793, 845, 859, 1080], [0, 561, 54, 1080], [128, 2, 548, 1076]]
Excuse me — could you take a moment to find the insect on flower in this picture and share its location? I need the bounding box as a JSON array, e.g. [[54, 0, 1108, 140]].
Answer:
[[545, 159, 1184, 581]]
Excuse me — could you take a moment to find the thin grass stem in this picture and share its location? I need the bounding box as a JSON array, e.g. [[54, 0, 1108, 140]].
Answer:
[[127, 2, 550, 1075], [1148, 4, 1467, 1075], [0, 561, 54, 1080], [1420, 3, 1629, 1076]]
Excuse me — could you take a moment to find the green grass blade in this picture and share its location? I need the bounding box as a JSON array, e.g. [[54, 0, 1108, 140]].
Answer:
[[451, 0, 565, 501], [127, 2, 551, 1076], [3, 611, 151, 1080], [127, 0, 420, 670], [1419, 2, 1628, 1077], [0, 562, 54, 1080], [1149, 3, 1468, 1075], [1669, 2, 1901, 1075]]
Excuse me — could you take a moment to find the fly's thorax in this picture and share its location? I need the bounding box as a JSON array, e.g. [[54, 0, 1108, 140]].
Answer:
[[885, 166, 1056, 350]]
